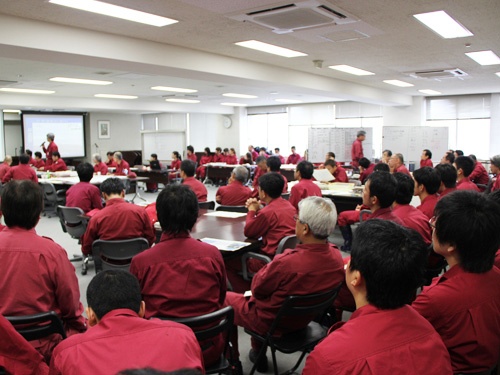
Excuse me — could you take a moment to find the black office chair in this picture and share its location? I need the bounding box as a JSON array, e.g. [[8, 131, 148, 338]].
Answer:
[[153, 306, 236, 375], [199, 201, 216, 210], [215, 205, 248, 213], [244, 285, 342, 375], [241, 252, 272, 281], [91, 237, 150, 273], [5, 311, 67, 342], [359, 209, 372, 223], [41, 182, 66, 218], [275, 235, 300, 255]]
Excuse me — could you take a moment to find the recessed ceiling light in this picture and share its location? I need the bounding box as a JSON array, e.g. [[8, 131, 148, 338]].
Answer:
[[413, 10, 473, 38], [235, 40, 307, 58], [222, 93, 258, 99], [95, 94, 137, 99], [0, 88, 55, 94], [48, 0, 178, 27], [328, 65, 375, 76], [465, 50, 500, 66], [151, 86, 198, 93], [383, 80, 415, 87], [419, 89, 442, 95], [166, 98, 200, 103], [50, 77, 113, 85], [275, 99, 303, 103], [2, 109, 21, 113], [221, 102, 248, 107], [496, 72, 500, 78]]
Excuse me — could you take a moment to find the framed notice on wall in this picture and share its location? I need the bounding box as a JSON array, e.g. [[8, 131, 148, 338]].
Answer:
[[98, 120, 110, 139]]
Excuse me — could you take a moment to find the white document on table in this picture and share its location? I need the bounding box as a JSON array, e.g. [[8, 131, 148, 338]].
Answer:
[[313, 169, 335, 182], [200, 238, 249, 251], [204, 211, 247, 218]]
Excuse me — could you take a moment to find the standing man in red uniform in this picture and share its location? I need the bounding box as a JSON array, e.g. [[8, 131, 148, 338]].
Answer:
[[216, 166, 252, 206], [351, 130, 366, 169], [420, 149, 434, 168], [412, 191, 500, 374], [42, 132, 58, 169], [130, 184, 227, 368], [47, 151, 68, 172], [413, 166, 441, 220], [50, 270, 204, 375], [0, 180, 87, 360], [468, 154, 490, 185], [113, 152, 130, 176], [389, 153, 411, 176], [286, 146, 301, 164], [289, 161, 322, 210], [180, 159, 207, 202], [303, 220, 452, 375], [65, 162, 103, 214], [92, 154, 108, 175], [454, 156, 480, 192], [81, 178, 155, 256], [0, 155, 12, 180], [2, 154, 38, 183]]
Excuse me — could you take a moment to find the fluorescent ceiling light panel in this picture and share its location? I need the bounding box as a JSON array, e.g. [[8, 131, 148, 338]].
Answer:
[[419, 89, 442, 95], [48, 0, 178, 27], [235, 40, 307, 58], [275, 99, 303, 103], [413, 10, 473, 38], [3, 109, 21, 113], [329, 65, 375, 76], [465, 50, 500, 65], [0, 88, 55, 94], [223, 93, 258, 99], [151, 86, 198, 93], [95, 94, 137, 99], [383, 80, 414, 87], [221, 102, 247, 107], [50, 77, 112, 85], [166, 98, 200, 103]]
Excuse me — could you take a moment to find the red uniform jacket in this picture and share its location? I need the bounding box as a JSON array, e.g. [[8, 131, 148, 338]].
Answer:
[[33, 159, 45, 169], [438, 187, 457, 199], [252, 167, 266, 189], [81, 198, 155, 255], [213, 153, 224, 162], [393, 204, 432, 244], [226, 154, 238, 165], [276, 154, 286, 164], [0, 314, 49, 375], [244, 197, 296, 257], [493, 177, 500, 191], [216, 180, 252, 206], [187, 153, 197, 163], [239, 157, 247, 165], [105, 159, 117, 168], [114, 160, 130, 175], [65, 182, 103, 213], [359, 163, 375, 184], [333, 165, 349, 183], [226, 243, 344, 336], [2, 164, 38, 183], [413, 265, 500, 373], [420, 158, 433, 168], [469, 161, 489, 185], [93, 162, 108, 175], [48, 158, 67, 172], [456, 177, 480, 192], [495, 250, 500, 268], [351, 139, 363, 168], [251, 150, 259, 161], [0, 163, 11, 179], [368, 207, 404, 225], [130, 232, 226, 365], [183, 176, 208, 202], [394, 163, 411, 176], [286, 153, 301, 164], [28, 156, 36, 166], [42, 142, 58, 167], [289, 179, 322, 210], [417, 194, 438, 220], [303, 304, 452, 375], [199, 155, 212, 166], [49, 309, 203, 375], [170, 159, 181, 170]]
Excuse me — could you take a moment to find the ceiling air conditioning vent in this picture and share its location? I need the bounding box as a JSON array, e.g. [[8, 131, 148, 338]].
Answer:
[[317, 5, 347, 19], [409, 68, 468, 80], [247, 4, 296, 16]]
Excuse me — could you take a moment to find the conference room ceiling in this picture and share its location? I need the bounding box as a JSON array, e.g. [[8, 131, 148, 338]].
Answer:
[[0, 0, 498, 113]]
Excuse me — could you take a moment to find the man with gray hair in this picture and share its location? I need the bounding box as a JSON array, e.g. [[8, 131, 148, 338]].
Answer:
[[216, 166, 251, 206], [225, 196, 345, 370], [389, 153, 411, 176], [351, 130, 366, 169], [113, 151, 130, 176], [93, 153, 108, 175], [42, 132, 58, 168]]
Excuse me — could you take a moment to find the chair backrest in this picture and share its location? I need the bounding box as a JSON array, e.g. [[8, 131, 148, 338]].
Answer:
[[281, 193, 290, 200], [42, 182, 58, 205], [216, 205, 248, 213], [57, 205, 87, 238], [5, 311, 67, 342], [359, 209, 372, 223], [92, 237, 150, 273], [199, 201, 216, 210], [276, 235, 300, 255]]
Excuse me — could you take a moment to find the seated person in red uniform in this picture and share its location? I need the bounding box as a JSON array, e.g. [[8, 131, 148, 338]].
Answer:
[[50, 270, 203, 375], [248, 145, 259, 161], [92, 153, 108, 175], [2, 154, 38, 183], [380, 149, 392, 164], [0, 155, 12, 179], [226, 196, 344, 371], [81, 178, 155, 256], [273, 147, 285, 164], [488, 190, 500, 268], [250, 155, 268, 198], [25, 149, 36, 166], [358, 157, 375, 184], [113, 152, 130, 176], [46, 151, 68, 172], [168, 151, 182, 181], [216, 166, 252, 206], [412, 191, 500, 374], [0, 314, 49, 375], [435, 163, 457, 199], [304, 220, 452, 375], [289, 160, 322, 210], [105, 151, 117, 168], [413, 166, 441, 220], [258, 147, 269, 158], [440, 151, 455, 165], [213, 147, 224, 162], [454, 149, 464, 159], [239, 152, 253, 165], [180, 159, 207, 202], [286, 146, 301, 164], [0, 180, 87, 360], [266, 156, 287, 193], [491, 155, 500, 191], [146, 153, 163, 193], [454, 156, 480, 192], [195, 147, 212, 179], [130, 184, 227, 368], [226, 148, 238, 165], [186, 145, 197, 163], [65, 162, 103, 213], [420, 149, 434, 168], [388, 153, 411, 175], [468, 154, 490, 186], [324, 159, 349, 183], [33, 151, 46, 170]]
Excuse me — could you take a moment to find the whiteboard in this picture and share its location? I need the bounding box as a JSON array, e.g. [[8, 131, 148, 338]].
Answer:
[[308, 128, 373, 163], [141, 132, 185, 162], [382, 127, 448, 163]]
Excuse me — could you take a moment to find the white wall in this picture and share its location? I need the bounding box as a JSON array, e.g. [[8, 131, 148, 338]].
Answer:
[[382, 96, 425, 127], [189, 113, 241, 156], [490, 93, 500, 156]]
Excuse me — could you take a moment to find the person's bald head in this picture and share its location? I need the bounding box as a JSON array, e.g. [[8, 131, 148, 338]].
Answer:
[[4, 155, 12, 165]]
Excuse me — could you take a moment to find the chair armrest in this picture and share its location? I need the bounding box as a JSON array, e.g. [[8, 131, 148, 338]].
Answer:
[[241, 252, 272, 281], [359, 209, 371, 223]]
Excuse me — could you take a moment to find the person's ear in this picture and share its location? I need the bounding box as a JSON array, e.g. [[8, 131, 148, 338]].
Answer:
[[86, 307, 99, 327], [120, 190, 125, 198], [102, 192, 109, 201], [138, 301, 146, 318], [349, 269, 363, 288]]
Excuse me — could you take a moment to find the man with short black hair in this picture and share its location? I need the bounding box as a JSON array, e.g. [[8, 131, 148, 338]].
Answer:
[[286, 146, 301, 164], [180, 159, 207, 202], [413, 191, 500, 373], [250, 155, 268, 198], [358, 157, 375, 184], [81, 178, 155, 256], [266, 155, 287, 193], [420, 149, 433, 168], [25, 149, 36, 166], [289, 160, 322, 210], [46, 151, 67, 172], [324, 159, 348, 183], [65, 162, 103, 213], [2, 154, 38, 183], [441, 151, 455, 165], [186, 145, 197, 162], [303, 220, 452, 375], [33, 151, 46, 169], [454, 149, 464, 159], [93, 153, 108, 175], [413, 166, 441, 220], [435, 163, 457, 199], [388, 153, 410, 175], [50, 270, 203, 375], [105, 151, 117, 168], [351, 130, 366, 168], [362, 171, 403, 223], [454, 155, 480, 192], [381, 149, 392, 164], [468, 154, 490, 185], [216, 166, 252, 206], [273, 147, 285, 164]]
